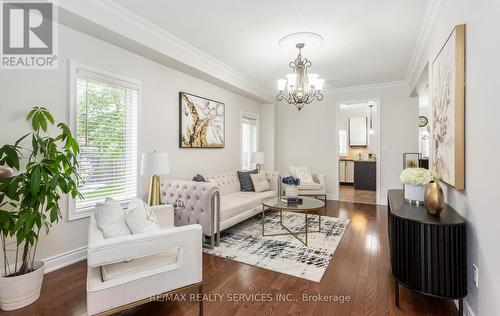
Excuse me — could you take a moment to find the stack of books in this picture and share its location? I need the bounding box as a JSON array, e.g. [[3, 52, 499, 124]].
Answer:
[[280, 197, 303, 205]]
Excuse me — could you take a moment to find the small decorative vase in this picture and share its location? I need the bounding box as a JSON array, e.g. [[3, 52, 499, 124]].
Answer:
[[424, 181, 444, 216], [285, 185, 298, 198], [404, 184, 425, 203]]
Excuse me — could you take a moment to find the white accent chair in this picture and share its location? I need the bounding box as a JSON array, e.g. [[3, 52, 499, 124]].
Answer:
[[86, 204, 203, 316], [289, 166, 327, 201]]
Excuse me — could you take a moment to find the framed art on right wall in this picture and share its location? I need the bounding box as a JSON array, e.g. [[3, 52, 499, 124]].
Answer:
[[431, 24, 465, 189]]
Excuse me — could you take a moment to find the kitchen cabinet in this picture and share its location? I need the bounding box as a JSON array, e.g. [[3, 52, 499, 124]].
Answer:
[[339, 161, 346, 182], [339, 160, 354, 184], [349, 117, 367, 147], [354, 160, 376, 191]]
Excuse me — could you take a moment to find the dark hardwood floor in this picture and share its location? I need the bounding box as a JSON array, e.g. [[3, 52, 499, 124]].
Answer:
[[0, 201, 458, 316]]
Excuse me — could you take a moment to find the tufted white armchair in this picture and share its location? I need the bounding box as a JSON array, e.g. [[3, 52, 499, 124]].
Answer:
[[86, 204, 203, 315]]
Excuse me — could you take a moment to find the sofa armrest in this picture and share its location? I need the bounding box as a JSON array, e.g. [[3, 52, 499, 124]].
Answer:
[[314, 174, 326, 186], [87, 224, 202, 267], [264, 171, 280, 194], [161, 180, 219, 238]]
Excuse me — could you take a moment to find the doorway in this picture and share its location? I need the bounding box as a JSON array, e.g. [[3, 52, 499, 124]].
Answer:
[[336, 99, 381, 204]]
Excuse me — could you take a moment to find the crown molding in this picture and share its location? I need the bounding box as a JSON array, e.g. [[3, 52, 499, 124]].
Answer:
[[323, 80, 408, 94], [405, 0, 444, 86], [56, 0, 274, 103]]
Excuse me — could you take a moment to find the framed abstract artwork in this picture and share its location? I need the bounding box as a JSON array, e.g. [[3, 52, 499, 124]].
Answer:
[[431, 24, 465, 189], [179, 92, 225, 148]]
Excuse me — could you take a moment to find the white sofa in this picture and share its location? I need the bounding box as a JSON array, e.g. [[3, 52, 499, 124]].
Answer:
[[87, 204, 203, 315], [206, 171, 279, 232], [161, 170, 279, 248]]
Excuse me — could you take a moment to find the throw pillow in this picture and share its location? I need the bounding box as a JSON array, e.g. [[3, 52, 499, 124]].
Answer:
[[125, 198, 161, 234], [237, 169, 258, 191], [94, 197, 131, 238], [290, 165, 314, 184], [192, 174, 207, 182], [250, 173, 271, 192]]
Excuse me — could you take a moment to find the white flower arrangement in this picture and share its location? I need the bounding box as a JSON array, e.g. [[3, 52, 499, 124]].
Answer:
[[400, 168, 440, 186]]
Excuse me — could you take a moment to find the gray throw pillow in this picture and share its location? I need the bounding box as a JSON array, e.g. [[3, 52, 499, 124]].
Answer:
[[237, 169, 258, 191], [192, 174, 207, 182]]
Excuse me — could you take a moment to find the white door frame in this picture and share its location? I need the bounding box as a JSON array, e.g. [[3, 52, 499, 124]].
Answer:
[[335, 97, 382, 205]]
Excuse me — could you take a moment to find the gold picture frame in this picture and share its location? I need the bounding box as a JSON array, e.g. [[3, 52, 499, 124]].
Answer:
[[431, 24, 465, 189]]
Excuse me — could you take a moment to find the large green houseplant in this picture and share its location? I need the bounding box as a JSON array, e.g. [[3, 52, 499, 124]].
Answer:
[[0, 107, 81, 310]]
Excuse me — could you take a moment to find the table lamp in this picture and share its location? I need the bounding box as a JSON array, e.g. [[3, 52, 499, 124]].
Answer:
[[141, 152, 170, 206], [254, 152, 264, 172]]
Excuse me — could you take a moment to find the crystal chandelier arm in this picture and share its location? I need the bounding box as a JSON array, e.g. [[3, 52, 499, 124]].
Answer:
[[276, 91, 292, 103]]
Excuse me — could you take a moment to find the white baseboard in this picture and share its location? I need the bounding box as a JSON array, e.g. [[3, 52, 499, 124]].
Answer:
[[453, 299, 475, 316], [43, 246, 87, 273], [326, 193, 338, 200]]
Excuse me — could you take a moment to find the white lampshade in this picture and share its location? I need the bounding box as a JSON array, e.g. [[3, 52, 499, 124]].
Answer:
[[315, 78, 325, 90], [141, 152, 170, 175], [307, 73, 319, 88], [253, 152, 265, 164], [286, 73, 297, 87], [277, 79, 287, 91]]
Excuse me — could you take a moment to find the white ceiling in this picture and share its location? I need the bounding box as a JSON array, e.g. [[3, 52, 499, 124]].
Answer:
[[114, 0, 430, 93]]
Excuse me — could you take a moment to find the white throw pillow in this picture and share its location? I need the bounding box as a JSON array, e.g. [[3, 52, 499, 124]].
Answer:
[[125, 198, 161, 234], [250, 173, 271, 192], [94, 197, 131, 238], [289, 166, 314, 184]]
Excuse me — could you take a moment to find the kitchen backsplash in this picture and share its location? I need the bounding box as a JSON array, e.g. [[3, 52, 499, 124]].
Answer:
[[341, 147, 371, 160]]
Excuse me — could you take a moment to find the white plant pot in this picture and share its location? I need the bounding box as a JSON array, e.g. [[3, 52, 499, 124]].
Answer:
[[285, 185, 299, 198], [404, 184, 425, 203], [0, 260, 45, 311]]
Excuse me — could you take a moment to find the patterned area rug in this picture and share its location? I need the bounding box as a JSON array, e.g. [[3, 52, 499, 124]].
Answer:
[[204, 211, 350, 282]]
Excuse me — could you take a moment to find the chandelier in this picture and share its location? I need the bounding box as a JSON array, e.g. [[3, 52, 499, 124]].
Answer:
[[276, 43, 324, 110]]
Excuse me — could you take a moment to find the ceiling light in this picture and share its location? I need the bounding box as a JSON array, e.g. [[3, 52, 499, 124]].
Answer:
[[276, 42, 324, 110], [368, 103, 375, 134]]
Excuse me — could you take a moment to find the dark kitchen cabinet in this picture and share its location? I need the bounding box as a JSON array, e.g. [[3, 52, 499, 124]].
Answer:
[[354, 160, 376, 191]]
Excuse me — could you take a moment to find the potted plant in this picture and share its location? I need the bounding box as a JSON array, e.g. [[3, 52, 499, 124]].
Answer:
[[399, 167, 435, 203], [282, 176, 300, 198], [0, 107, 81, 310]]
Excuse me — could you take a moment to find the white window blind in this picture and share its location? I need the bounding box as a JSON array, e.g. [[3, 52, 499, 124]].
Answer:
[[241, 114, 258, 170], [73, 69, 139, 213]]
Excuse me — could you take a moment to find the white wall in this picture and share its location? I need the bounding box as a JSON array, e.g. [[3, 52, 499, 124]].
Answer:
[[277, 84, 419, 203], [409, 0, 500, 314], [0, 24, 261, 264], [260, 103, 278, 171]]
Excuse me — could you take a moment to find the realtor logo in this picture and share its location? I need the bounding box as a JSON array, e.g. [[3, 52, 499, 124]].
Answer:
[[1, 1, 58, 69]]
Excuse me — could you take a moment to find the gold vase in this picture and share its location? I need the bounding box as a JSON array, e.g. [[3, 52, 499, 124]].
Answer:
[[424, 181, 444, 216]]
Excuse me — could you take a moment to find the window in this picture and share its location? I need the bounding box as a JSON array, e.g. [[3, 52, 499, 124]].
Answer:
[[241, 113, 259, 170], [69, 62, 140, 219], [339, 129, 348, 156]]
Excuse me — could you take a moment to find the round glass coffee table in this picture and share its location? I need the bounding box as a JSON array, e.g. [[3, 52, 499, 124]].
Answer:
[[261, 197, 325, 247]]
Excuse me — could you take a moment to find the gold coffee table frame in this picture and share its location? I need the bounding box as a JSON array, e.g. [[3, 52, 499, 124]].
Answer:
[[261, 197, 325, 247]]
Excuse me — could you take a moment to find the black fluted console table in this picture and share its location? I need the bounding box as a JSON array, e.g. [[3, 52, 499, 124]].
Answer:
[[387, 190, 467, 315]]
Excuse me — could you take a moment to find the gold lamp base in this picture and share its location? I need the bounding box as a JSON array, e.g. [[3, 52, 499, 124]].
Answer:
[[147, 175, 161, 206]]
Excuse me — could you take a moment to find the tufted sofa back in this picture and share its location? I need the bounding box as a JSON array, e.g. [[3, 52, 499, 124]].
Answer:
[[206, 171, 240, 195], [161, 180, 219, 235]]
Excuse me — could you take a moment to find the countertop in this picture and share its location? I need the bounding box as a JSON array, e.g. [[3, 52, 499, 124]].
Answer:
[[339, 158, 376, 162]]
